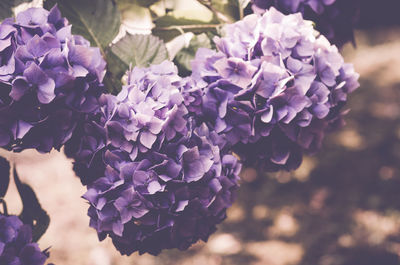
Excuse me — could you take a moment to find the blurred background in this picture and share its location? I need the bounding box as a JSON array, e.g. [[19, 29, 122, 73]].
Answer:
[[2, 0, 400, 264]]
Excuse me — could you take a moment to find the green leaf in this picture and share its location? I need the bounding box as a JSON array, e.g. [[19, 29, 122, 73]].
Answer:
[[0, 0, 33, 21], [0, 3, 13, 21], [102, 51, 125, 94], [174, 33, 212, 76], [44, 0, 121, 50], [210, 0, 240, 22], [14, 167, 50, 242], [0, 156, 10, 198], [153, 15, 219, 42], [111, 33, 168, 69], [117, 0, 160, 7], [151, 0, 218, 42], [104, 33, 168, 94], [116, 0, 153, 35], [137, 0, 161, 7], [197, 0, 242, 22]]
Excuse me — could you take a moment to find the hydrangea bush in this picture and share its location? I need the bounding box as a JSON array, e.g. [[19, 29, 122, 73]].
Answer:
[[189, 8, 359, 170], [0, 0, 361, 260], [0, 6, 105, 153], [250, 0, 360, 47]]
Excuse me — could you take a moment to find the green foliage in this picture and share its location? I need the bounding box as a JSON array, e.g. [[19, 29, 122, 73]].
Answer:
[[150, 0, 218, 42], [117, 0, 161, 7], [117, 0, 153, 25], [14, 168, 50, 242], [111, 34, 168, 68], [212, 0, 241, 21], [0, 1, 15, 20], [197, 0, 242, 22], [150, 0, 246, 57], [174, 33, 212, 76], [0, 0, 33, 21], [153, 15, 219, 42], [105, 34, 168, 93], [44, 0, 121, 50], [137, 0, 161, 7]]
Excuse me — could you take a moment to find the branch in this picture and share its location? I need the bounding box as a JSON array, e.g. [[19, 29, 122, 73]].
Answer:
[[153, 24, 222, 32]]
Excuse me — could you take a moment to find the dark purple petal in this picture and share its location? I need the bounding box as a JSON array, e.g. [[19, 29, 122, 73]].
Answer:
[[10, 78, 29, 101]]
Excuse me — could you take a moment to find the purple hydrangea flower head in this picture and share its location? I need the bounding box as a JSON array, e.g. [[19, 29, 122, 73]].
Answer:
[[67, 61, 241, 255], [84, 123, 240, 255], [190, 8, 359, 170], [65, 61, 189, 185], [0, 6, 106, 153], [250, 0, 360, 47], [0, 214, 50, 265]]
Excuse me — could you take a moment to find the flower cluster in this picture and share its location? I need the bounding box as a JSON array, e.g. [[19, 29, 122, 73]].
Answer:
[[66, 62, 241, 255], [190, 8, 359, 170], [0, 214, 50, 265], [0, 6, 105, 153], [250, 0, 360, 47]]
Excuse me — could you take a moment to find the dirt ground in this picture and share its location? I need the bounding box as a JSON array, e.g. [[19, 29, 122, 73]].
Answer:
[[2, 27, 400, 265]]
